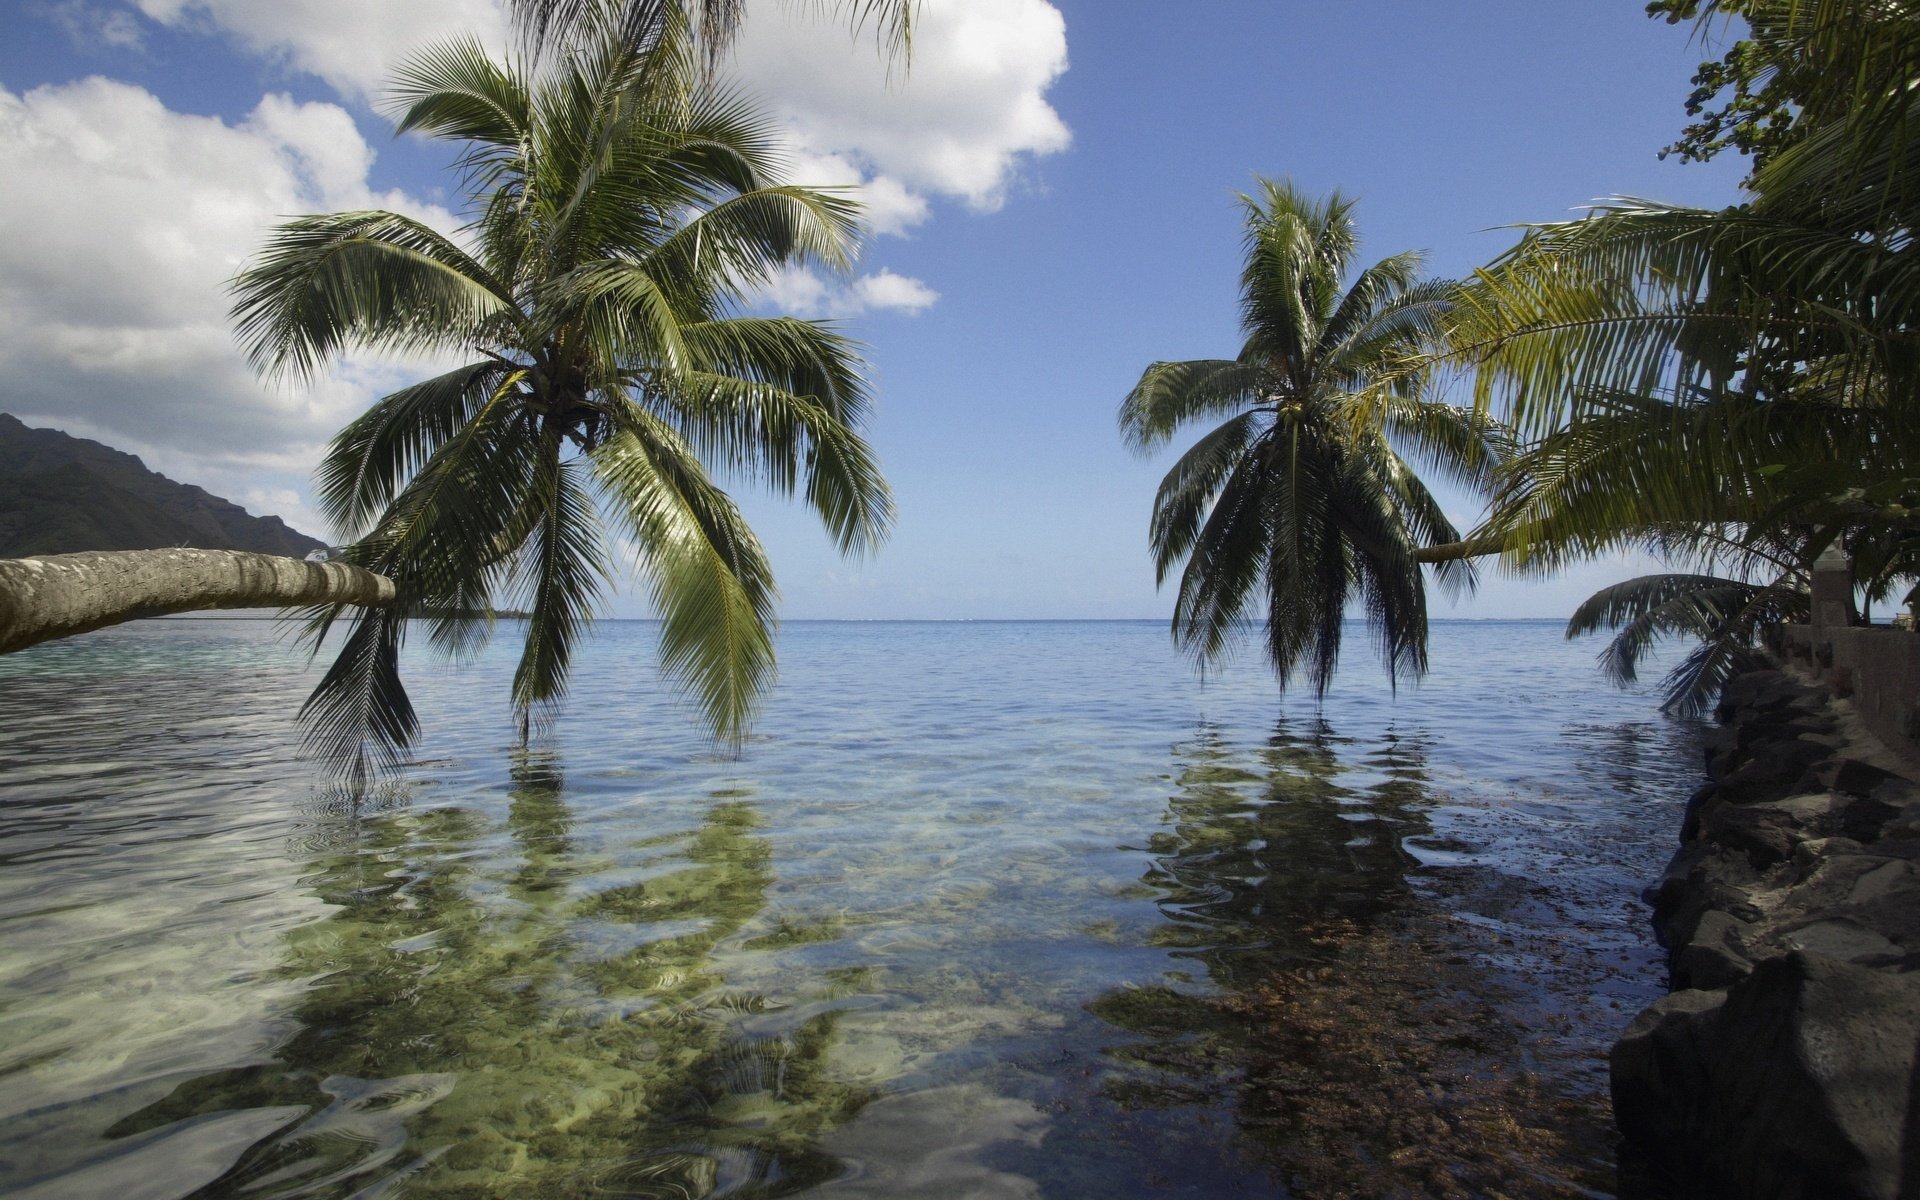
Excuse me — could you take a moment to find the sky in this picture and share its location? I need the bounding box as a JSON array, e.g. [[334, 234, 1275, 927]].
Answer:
[[0, 1, 1751, 620]]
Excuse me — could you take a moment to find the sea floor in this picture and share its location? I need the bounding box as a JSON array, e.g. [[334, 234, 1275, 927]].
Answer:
[[0, 619, 1697, 1198]]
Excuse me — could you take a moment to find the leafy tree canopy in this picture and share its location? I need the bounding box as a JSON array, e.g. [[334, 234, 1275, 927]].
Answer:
[[232, 9, 893, 782]]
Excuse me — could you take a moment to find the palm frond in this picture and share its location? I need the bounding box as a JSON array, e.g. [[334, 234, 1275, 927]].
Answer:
[[507, 443, 611, 711], [1565, 571, 1810, 713], [646, 185, 862, 294], [654, 370, 893, 553], [506, 0, 915, 68], [384, 35, 533, 192], [1171, 449, 1277, 672], [1447, 199, 1920, 436], [1118, 360, 1262, 452], [593, 401, 777, 744], [316, 361, 510, 540], [1148, 412, 1267, 584], [296, 605, 416, 792], [229, 212, 514, 381]]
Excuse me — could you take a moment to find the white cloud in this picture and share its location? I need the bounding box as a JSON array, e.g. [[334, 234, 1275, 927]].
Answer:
[[4, 0, 1069, 535], [759, 266, 939, 318], [729, 0, 1071, 217], [47, 1, 147, 49], [0, 77, 457, 539], [126, 0, 509, 101], [851, 269, 939, 314], [781, 146, 930, 236], [111, 0, 1070, 236]]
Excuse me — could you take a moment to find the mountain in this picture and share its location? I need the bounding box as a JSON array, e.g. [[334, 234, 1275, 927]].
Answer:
[[0, 413, 327, 559]]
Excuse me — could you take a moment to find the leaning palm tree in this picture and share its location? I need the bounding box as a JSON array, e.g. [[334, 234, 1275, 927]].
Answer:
[[1119, 181, 1503, 695], [230, 17, 892, 780]]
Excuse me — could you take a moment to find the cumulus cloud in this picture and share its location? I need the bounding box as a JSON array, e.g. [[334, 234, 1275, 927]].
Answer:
[[0, 77, 456, 537], [7, 0, 1070, 534], [730, 0, 1071, 216], [126, 0, 509, 101], [759, 266, 940, 318], [781, 146, 930, 237], [110, 0, 1069, 235]]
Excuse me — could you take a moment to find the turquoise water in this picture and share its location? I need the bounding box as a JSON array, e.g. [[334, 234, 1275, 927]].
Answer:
[[0, 619, 1696, 1197]]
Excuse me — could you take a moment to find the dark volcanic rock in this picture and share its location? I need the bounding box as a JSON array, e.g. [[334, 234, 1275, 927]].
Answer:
[[1613, 665, 1920, 1199], [1614, 953, 1920, 1200], [0, 412, 325, 558]]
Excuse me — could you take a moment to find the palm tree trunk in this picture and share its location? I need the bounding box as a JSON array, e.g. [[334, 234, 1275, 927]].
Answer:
[[0, 549, 395, 655]]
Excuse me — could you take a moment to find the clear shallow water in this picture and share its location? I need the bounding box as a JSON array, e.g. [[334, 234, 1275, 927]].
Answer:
[[0, 619, 1698, 1198]]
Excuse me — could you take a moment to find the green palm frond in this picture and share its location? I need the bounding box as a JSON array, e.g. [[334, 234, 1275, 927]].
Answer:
[[1357, 437, 1474, 601], [593, 402, 777, 745], [1320, 279, 1455, 391], [665, 86, 790, 192], [1566, 572, 1809, 714], [316, 361, 512, 540], [230, 212, 513, 382], [1448, 198, 1920, 437], [296, 605, 416, 791], [1148, 412, 1266, 584], [1258, 414, 1347, 692], [505, 0, 916, 68], [384, 36, 533, 190], [508, 446, 611, 711], [1171, 449, 1280, 671], [1328, 448, 1429, 686], [646, 185, 862, 290], [659, 370, 893, 553], [1119, 360, 1262, 452], [554, 260, 698, 370], [1123, 180, 1482, 695], [237, 11, 891, 779], [1472, 387, 1915, 575]]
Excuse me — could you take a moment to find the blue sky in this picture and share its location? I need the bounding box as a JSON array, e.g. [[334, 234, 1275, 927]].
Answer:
[[0, 1, 1748, 620]]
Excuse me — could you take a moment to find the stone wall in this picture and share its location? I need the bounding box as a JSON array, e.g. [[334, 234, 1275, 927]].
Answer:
[[1610, 668, 1920, 1198], [1770, 622, 1920, 763]]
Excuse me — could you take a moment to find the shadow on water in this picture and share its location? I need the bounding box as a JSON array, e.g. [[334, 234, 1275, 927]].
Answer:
[[103, 750, 876, 1198], [1085, 717, 1621, 1199]]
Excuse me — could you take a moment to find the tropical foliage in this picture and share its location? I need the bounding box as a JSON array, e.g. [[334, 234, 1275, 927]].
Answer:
[[1435, 0, 1920, 712], [505, 0, 916, 66], [1120, 181, 1504, 694], [231, 10, 892, 780]]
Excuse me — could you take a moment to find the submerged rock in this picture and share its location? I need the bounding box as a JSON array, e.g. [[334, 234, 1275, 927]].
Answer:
[[1613, 667, 1920, 1199]]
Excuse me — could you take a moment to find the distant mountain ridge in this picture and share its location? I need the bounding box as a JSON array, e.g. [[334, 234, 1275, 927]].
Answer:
[[0, 413, 327, 559]]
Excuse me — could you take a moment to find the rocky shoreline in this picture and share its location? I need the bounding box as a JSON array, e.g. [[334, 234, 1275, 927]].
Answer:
[[1611, 666, 1920, 1198]]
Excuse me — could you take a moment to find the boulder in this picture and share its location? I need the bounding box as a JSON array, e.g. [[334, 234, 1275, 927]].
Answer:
[[1615, 668, 1920, 1198], [1614, 952, 1920, 1200]]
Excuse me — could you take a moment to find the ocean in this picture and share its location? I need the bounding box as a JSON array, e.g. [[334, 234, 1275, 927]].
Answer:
[[0, 618, 1698, 1197]]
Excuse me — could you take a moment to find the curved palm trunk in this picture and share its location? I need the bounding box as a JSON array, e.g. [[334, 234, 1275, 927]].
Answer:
[[0, 549, 395, 655]]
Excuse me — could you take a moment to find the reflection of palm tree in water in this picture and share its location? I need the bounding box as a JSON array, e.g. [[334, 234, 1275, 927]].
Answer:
[[1140, 716, 1434, 988], [1096, 718, 1617, 1198], [1093, 716, 1433, 1098], [107, 751, 871, 1198]]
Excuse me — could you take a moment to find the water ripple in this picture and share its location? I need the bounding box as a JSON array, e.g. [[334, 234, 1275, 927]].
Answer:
[[0, 619, 1697, 1197]]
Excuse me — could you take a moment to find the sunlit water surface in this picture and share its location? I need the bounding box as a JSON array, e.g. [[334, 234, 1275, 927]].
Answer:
[[0, 619, 1697, 1198]]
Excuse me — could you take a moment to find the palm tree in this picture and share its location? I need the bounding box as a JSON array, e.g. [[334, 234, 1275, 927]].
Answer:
[[1437, 0, 1920, 706], [1119, 180, 1503, 695], [230, 16, 892, 780]]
